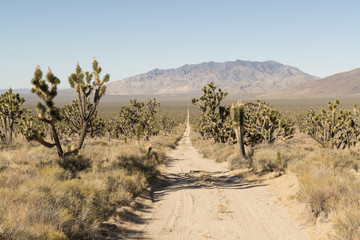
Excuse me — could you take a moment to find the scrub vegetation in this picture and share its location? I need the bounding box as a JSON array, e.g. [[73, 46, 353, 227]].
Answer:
[[2, 61, 360, 239], [0, 60, 185, 240], [190, 82, 360, 239]]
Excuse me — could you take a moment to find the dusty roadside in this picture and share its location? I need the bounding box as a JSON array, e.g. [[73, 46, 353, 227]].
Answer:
[[121, 121, 310, 240], [265, 173, 332, 240]]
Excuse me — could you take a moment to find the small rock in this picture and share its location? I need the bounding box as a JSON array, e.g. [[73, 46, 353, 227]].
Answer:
[[316, 211, 329, 223]]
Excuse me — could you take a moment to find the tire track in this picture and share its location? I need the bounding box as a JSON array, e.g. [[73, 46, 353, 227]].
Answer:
[[133, 116, 309, 240]]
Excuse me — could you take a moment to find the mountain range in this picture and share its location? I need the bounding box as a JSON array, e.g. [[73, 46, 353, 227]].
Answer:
[[106, 60, 319, 95], [0, 88, 31, 94], [3, 60, 360, 99], [260, 68, 360, 99]]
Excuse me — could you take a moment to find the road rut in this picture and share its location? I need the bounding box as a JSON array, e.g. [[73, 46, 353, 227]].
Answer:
[[127, 119, 309, 240]]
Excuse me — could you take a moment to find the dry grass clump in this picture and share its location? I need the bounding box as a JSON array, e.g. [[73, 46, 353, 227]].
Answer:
[[190, 130, 236, 163], [0, 150, 137, 239], [251, 148, 290, 172], [293, 150, 360, 239], [228, 153, 249, 169], [332, 204, 360, 240], [0, 124, 184, 240]]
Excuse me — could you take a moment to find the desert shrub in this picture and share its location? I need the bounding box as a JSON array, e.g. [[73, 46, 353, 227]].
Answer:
[[198, 143, 216, 159], [332, 203, 360, 240], [296, 152, 347, 218], [294, 150, 360, 239], [298, 167, 342, 218], [1, 174, 107, 240], [252, 148, 289, 172], [112, 155, 160, 182], [0, 161, 147, 240], [190, 129, 236, 162], [57, 155, 92, 177], [53, 181, 113, 239], [0, 158, 9, 173], [228, 153, 250, 169], [0, 115, 185, 239], [104, 174, 138, 205]]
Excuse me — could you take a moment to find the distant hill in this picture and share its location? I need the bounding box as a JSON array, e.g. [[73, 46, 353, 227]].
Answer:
[[260, 68, 360, 99], [0, 88, 31, 94], [106, 60, 319, 95]]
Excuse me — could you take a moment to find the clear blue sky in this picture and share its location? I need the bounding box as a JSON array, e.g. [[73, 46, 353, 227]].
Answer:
[[1, 0, 359, 89]]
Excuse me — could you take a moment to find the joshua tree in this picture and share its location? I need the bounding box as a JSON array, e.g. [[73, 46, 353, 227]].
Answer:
[[117, 99, 160, 140], [244, 101, 295, 145], [23, 66, 65, 157], [22, 59, 109, 158], [60, 99, 104, 139], [141, 99, 160, 140], [192, 83, 294, 145], [302, 99, 360, 149], [160, 113, 177, 134], [0, 88, 25, 142], [191, 82, 228, 142], [135, 123, 142, 144], [68, 58, 109, 150], [20, 110, 45, 143], [118, 100, 144, 138], [230, 101, 246, 159], [191, 82, 228, 115]]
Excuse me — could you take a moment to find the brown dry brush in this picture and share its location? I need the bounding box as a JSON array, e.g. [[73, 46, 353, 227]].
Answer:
[[0, 123, 185, 240], [294, 150, 360, 239], [0, 59, 187, 239]]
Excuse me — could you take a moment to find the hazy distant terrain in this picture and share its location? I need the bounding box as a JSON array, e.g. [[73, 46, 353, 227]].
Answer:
[[261, 68, 360, 99], [0, 88, 31, 94], [106, 60, 318, 95], [6, 61, 360, 101]]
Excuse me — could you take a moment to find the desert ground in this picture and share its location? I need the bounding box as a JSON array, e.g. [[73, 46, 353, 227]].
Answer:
[[123, 117, 309, 240], [2, 93, 360, 240]]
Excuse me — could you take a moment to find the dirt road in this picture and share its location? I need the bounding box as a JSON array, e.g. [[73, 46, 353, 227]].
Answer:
[[126, 119, 309, 240]]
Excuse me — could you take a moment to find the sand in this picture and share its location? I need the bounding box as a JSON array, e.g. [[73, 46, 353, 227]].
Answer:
[[125, 119, 310, 240]]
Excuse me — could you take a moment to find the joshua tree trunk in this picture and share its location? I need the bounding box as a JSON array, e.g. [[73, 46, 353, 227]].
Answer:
[[234, 126, 246, 160], [51, 124, 64, 158], [9, 120, 14, 142], [231, 102, 246, 160], [76, 120, 89, 150], [239, 125, 246, 159]]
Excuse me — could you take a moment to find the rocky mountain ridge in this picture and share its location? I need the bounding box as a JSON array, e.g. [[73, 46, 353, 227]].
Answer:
[[260, 68, 360, 99], [106, 60, 319, 95]]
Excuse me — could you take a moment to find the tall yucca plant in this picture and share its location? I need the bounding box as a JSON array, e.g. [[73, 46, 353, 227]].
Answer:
[[68, 58, 110, 150], [27, 66, 65, 157], [23, 59, 109, 159], [230, 101, 246, 159], [0, 88, 25, 142], [302, 98, 360, 149]]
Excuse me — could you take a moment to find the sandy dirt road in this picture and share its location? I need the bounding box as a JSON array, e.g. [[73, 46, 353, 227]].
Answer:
[[126, 118, 309, 240]]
